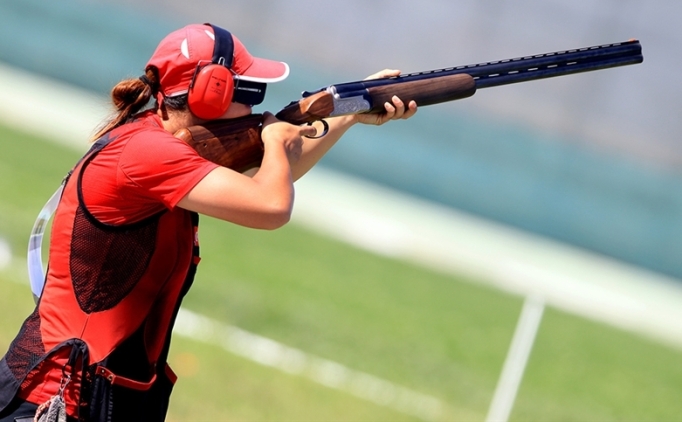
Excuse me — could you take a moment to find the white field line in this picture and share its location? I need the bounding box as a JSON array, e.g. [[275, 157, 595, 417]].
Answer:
[[173, 308, 444, 421], [0, 64, 107, 153], [292, 168, 682, 351], [485, 296, 545, 422], [1, 256, 445, 421]]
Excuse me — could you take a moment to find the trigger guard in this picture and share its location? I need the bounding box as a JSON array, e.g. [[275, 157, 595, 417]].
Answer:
[[304, 119, 329, 139]]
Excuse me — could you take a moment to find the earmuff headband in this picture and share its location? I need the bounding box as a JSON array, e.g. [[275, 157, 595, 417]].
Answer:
[[208, 23, 234, 69], [205, 23, 268, 107]]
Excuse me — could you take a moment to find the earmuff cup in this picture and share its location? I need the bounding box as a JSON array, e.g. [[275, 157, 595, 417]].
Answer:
[[188, 64, 235, 120], [187, 24, 236, 120]]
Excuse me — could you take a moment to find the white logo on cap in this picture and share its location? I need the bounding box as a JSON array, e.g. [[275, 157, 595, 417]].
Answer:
[[181, 39, 190, 59], [180, 30, 214, 59]]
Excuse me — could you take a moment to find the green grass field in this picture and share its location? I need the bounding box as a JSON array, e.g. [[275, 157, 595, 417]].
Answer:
[[2, 123, 682, 421]]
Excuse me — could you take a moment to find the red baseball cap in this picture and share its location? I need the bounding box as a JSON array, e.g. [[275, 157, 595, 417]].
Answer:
[[147, 23, 290, 97]]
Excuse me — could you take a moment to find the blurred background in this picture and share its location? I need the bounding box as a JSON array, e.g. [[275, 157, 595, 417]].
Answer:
[[3, 0, 681, 278], [1, 0, 682, 421]]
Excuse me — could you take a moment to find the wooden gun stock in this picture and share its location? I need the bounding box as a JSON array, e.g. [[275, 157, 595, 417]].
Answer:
[[174, 113, 265, 173], [173, 75, 475, 169]]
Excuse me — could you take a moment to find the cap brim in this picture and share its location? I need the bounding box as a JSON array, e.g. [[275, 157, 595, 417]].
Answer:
[[239, 58, 290, 83]]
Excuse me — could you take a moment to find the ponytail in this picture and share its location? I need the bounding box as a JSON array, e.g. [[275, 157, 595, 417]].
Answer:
[[90, 67, 160, 141]]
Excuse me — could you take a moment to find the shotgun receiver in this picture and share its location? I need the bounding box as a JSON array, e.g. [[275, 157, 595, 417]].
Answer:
[[175, 40, 643, 170]]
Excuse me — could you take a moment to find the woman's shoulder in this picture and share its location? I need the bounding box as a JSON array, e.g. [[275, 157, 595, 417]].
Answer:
[[116, 111, 176, 140]]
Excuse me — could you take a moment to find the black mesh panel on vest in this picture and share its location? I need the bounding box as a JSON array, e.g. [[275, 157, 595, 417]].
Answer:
[[4, 309, 45, 381], [70, 205, 159, 313]]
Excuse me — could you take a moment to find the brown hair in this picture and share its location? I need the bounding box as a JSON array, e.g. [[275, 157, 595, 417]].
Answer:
[[90, 67, 160, 141]]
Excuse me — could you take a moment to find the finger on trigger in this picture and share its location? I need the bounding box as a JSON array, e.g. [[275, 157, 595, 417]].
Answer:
[[301, 125, 318, 137]]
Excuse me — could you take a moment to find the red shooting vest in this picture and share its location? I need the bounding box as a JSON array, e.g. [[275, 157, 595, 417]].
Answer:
[[0, 120, 207, 421]]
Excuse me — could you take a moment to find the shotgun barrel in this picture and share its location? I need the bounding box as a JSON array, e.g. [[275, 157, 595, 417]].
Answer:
[[275, 40, 643, 125], [318, 40, 643, 96]]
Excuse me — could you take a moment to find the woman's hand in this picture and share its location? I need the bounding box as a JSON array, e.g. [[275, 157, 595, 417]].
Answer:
[[178, 113, 317, 230], [261, 112, 317, 165], [354, 69, 418, 126], [286, 69, 418, 181]]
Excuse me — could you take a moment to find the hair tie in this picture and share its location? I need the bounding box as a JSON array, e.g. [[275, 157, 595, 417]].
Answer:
[[139, 75, 152, 86]]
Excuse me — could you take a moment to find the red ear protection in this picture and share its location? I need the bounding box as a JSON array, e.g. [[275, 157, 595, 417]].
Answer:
[[188, 64, 234, 119], [188, 24, 236, 120]]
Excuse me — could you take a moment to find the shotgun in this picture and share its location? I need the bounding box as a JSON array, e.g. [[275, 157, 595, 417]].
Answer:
[[175, 40, 643, 170], [27, 40, 644, 301]]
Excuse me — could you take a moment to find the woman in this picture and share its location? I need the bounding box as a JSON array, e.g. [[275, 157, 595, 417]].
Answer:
[[0, 23, 416, 421]]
